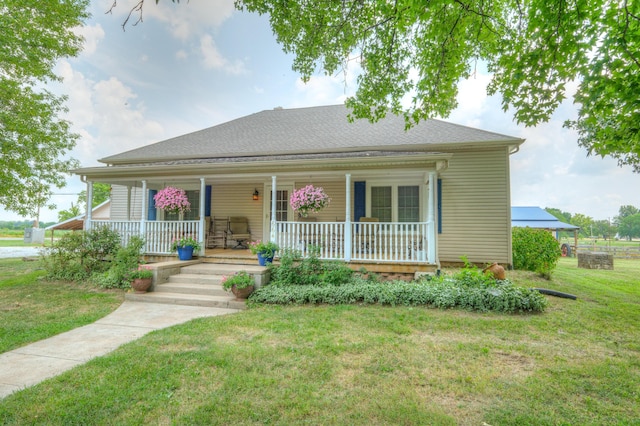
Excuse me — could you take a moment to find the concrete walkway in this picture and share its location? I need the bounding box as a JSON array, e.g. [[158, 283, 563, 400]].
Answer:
[[0, 301, 240, 399]]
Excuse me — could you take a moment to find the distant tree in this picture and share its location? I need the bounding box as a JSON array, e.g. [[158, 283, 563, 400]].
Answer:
[[1, 0, 88, 218], [78, 183, 111, 209], [614, 205, 640, 226], [592, 219, 616, 240], [617, 214, 640, 240], [545, 208, 572, 224], [544, 207, 574, 239], [570, 213, 594, 238], [57, 203, 83, 223]]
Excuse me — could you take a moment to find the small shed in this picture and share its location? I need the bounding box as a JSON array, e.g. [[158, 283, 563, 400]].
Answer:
[[46, 200, 111, 239], [511, 206, 580, 256]]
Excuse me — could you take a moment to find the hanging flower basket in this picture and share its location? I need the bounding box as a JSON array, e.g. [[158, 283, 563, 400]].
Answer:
[[289, 185, 330, 217], [154, 186, 191, 215]]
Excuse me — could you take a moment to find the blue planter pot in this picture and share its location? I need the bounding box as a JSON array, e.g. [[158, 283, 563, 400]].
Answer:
[[177, 246, 194, 260], [257, 252, 274, 266]]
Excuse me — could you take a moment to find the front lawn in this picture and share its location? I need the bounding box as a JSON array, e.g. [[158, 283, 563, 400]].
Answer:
[[0, 258, 125, 353], [0, 258, 638, 424]]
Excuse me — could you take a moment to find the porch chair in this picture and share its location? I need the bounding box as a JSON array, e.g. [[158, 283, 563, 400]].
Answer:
[[207, 216, 228, 248], [227, 216, 251, 249]]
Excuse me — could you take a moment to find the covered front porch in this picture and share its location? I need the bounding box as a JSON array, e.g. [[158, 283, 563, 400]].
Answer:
[[82, 153, 448, 268]]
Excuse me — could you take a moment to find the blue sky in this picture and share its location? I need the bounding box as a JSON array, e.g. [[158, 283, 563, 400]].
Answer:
[[3, 0, 639, 223]]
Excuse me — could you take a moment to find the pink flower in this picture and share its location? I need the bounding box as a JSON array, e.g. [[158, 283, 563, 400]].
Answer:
[[290, 185, 330, 217], [154, 186, 191, 214]]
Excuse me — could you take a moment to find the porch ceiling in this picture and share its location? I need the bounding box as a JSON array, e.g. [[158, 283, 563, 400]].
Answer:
[[75, 151, 452, 186]]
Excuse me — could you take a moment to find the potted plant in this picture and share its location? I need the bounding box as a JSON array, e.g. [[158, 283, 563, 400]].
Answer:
[[249, 240, 279, 266], [129, 267, 153, 293], [171, 236, 202, 260], [154, 186, 191, 215], [221, 271, 255, 299], [289, 184, 331, 217]]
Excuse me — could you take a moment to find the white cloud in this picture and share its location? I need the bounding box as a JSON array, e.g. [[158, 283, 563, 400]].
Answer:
[[200, 34, 247, 74], [143, 0, 236, 41], [176, 49, 188, 60], [74, 23, 105, 55]]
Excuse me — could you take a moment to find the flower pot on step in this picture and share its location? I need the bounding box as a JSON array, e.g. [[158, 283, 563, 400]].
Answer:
[[257, 252, 274, 266], [131, 278, 152, 293], [177, 246, 194, 260], [231, 284, 254, 299]]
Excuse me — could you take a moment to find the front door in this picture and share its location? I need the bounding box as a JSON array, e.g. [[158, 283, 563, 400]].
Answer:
[[262, 184, 294, 241]]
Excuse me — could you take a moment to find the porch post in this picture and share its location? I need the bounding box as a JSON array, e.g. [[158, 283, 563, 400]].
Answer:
[[126, 186, 132, 220], [270, 175, 277, 242], [140, 180, 147, 244], [199, 178, 206, 255], [85, 180, 93, 230], [427, 171, 436, 263], [344, 173, 352, 262]]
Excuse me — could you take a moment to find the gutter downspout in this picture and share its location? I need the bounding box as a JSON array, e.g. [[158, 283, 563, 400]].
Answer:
[[344, 173, 352, 262], [140, 180, 147, 252], [270, 176, 277, 243], [199, 178, 206, 256]]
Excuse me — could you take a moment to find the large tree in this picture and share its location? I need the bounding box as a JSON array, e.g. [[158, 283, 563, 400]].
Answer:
[[117, 0, 640, 171], [0, 0, 88, 218], [617, 214, 640, 240]]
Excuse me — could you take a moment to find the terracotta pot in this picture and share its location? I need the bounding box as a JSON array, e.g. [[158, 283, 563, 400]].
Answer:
[[131, 277, 152, 293], [483, 263, 506, 280], [231, 284, 254, 299]]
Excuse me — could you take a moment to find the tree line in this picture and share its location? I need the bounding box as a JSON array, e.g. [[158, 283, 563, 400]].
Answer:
[[546, 205, 640, 240]]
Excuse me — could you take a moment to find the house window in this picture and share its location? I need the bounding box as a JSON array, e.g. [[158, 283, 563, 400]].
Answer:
[[371, 186, 392, 222], [369, 184, 420, 222], [398, 186, 420, 222], [164, 190, 200, 221], [271, 190, 288, 221]]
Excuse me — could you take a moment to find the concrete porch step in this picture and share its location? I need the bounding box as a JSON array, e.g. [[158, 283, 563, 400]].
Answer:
[[125, 291, 246, 310], [181, 263, 266, 276], [155, 281, 228, 297], [168, 273, 224, 285], [126, 261, 267, 309]]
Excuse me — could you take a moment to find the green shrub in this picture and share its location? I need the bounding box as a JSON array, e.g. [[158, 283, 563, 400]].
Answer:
[[270, 248, 353, 286], [41, 226, 121, 281], [93, 236, 145, 289], [512, 227, 562, 278], [250, 277, 547, 313]]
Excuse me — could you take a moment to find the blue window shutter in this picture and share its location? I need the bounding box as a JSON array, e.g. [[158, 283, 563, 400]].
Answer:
[[437, 179, 442, 234], [354, 181, 366, 221], [205, 185, 212, 217], [148, 189, 157, 221]]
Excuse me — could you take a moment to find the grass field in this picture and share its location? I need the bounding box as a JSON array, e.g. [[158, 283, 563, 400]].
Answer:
[[0, 259, 124, 353], [0, 258, 638, 424]]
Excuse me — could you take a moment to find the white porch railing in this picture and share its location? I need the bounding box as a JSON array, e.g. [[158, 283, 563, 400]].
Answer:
[[90, 220, 200, 254], [274, 221, 428, 263], [91, 219, 427, 262]]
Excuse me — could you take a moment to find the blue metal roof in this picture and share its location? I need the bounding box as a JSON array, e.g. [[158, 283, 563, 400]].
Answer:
[[511, 206, 580, 230]]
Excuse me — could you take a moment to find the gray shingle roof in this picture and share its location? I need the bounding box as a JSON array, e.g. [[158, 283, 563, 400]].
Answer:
[[100, 104, 522, 165]]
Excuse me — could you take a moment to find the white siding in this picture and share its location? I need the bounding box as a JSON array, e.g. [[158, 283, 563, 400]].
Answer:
[[211, 183, 264, 242], [438, 148, 512, 265], [109, 185, 143, 220], [291, 181, 347, 221]]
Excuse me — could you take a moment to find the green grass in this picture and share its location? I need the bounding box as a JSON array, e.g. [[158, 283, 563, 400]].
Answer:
[[0, 258, 639, 424], [0, 239, 52, 248], [0, 258, 125, 353]]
